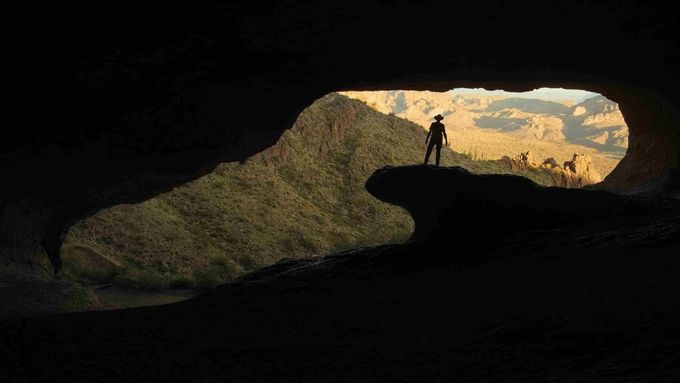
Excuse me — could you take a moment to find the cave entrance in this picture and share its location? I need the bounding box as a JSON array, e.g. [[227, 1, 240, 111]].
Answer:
[[58, 87, 629, 309]]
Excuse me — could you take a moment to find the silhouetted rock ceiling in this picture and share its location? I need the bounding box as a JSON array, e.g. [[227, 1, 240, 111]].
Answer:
[[3, 1, 679, 273]]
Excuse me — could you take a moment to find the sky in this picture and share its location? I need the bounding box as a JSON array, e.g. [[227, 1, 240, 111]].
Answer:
[[449, 87, 599, 103]]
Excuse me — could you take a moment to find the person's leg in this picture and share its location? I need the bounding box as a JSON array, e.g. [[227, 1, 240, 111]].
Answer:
[[424, 141, 435, 164], [435, 141, 442, 166]]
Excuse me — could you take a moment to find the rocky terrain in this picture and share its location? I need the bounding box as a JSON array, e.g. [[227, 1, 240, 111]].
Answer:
[[499, 151, 602, 188], [341, 90, 628, 176]]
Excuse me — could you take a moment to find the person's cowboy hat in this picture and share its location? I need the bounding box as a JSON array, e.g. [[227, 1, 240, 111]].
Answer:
[[434, 114, 444, 120]]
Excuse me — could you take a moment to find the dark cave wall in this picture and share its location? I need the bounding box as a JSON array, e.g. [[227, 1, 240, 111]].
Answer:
[[3, 0, 680, 278]]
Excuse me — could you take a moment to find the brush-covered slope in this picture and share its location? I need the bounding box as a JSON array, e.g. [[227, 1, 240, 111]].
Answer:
[[61, 93, 553, 288]]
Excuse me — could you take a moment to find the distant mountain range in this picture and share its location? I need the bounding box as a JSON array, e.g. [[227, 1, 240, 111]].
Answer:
[[341, 90, 628, 176], [450, 87, 598, 104]]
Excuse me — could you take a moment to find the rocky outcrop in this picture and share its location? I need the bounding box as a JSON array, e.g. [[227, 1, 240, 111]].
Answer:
[[573, 106, 587, 116], [554, 153, 603, 188], [540, 157, 559, 169], [499, 151, 601, 188], [366, 165, 628, 243], [499, 151, 540, 171]]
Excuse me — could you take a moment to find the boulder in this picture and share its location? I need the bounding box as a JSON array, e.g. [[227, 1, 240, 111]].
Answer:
[[499, 151, 540, 171], [553, 153, 602, 188], [541, 157, 559, 169]]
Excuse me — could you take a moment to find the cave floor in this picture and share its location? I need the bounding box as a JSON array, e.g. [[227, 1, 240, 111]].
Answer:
[[1, 214, 679, 382]]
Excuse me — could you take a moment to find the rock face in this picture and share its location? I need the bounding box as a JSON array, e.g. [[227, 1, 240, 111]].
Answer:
[[573, 106, 587, 116], [2, 1, 680, 312], [365, 165, 627, 243]]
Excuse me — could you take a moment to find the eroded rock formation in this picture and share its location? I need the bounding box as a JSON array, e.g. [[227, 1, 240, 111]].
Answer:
[[555, 153, 603, 188], [499, 151, 602, 188], [499, 151, 541, 171]]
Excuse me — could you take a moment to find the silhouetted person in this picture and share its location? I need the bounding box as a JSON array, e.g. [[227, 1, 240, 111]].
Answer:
[[424, 114, 448, 166]]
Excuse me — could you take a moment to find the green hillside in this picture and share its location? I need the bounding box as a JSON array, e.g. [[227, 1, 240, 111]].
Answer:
[[60, 93, 553, 289]]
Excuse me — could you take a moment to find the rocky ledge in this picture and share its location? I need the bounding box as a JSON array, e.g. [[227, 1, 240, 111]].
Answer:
[[365, 165, 668, 243]]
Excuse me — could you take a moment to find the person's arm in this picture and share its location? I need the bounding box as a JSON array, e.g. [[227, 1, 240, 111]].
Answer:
[[443, 125, 448, 146], [425, 125, 432, 143]]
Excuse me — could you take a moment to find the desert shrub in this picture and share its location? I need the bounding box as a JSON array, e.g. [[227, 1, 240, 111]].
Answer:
[[211, 255, 233, 269], [327, 231, 357, 254], [387, 228, 412, 244], [112, 268, 166, 290], [237, 255, 259, 273], [113, 271, 139, 289], [58, 244, 121, 285], [87, 267, 118, 284], [59, 263, 118, 285], [137, 270, 166, 291], [210, 255, 241, 281], [192, 253, 249, 290], [193, 269, 223, 290], [168, 275, 195, 289], [61, 285, 102, 312]]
